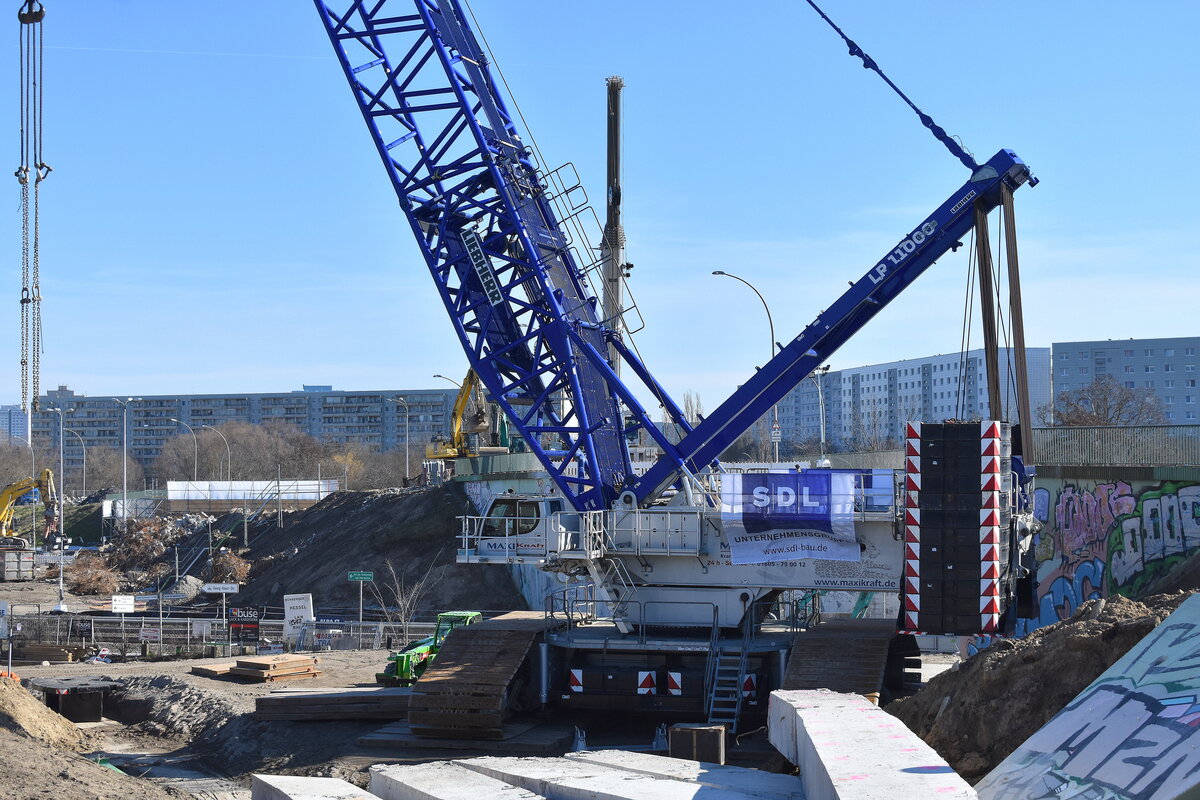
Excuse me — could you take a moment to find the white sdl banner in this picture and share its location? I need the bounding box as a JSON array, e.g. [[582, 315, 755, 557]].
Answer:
[[720, 470, 861, 565]]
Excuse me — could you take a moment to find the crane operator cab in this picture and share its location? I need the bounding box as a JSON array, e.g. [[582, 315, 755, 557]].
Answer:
[[459, 494, 574, 563]]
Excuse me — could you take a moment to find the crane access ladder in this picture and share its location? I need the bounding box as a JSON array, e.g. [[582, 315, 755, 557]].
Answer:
[[707, 621, 753, 731]]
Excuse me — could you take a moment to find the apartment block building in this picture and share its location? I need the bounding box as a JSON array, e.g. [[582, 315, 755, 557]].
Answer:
[[775, 348, 1051, 451], [29, 385, 457, 475], [1050, 336, 1200, 423]]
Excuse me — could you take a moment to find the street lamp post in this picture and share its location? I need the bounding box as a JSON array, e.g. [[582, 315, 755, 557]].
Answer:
[[808, 365, 831, 466], [112, 398, 139, 532], [64, 428, 85, 496], [201, 424, 231, 481], [432, 373, 463, 389], [712, 270, 780, 463], [46, 407, 68, 612], [169, 418, 199, 481], [386, 397, 410, 478]]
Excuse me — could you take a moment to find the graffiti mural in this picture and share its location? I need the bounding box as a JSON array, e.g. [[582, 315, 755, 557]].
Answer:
[[976, 594, 1200, 800], [1026, 478, 1200, 631]]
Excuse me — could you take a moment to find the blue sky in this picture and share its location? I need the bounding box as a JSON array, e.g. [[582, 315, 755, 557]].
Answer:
[[2, 1, 1197, 414]]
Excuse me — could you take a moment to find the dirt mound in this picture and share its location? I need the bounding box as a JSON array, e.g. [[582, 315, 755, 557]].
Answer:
[[887, 591, 1193, 783], [0, 728, 181, 800], [0, 678, 84, 750], [113, 675, 382, 777], [236, 484, 525, 614]]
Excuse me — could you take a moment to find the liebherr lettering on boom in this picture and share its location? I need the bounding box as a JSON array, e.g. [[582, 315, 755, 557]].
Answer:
[[315, 0, 1039, 732]]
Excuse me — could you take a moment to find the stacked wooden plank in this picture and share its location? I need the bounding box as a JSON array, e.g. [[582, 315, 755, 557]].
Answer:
[[407, 612, 555, 740], [14, 644, 87, 663], [254, 686, 411, 721], [190, 662, 236, 678], [227, 654, 322, 682]]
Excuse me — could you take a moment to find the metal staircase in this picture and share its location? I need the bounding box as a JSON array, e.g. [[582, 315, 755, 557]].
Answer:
[[584, 556, 638, 634], [707, 616, 753, 730]]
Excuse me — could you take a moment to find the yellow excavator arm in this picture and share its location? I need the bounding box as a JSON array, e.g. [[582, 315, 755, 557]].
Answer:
[[426, 371, 486, 459], [0, 468, 57, 548]]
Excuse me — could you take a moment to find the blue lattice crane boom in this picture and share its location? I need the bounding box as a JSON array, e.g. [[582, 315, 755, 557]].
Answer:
[[632, 150, 1036, 504], [314, 0, 1036, 512], [314, 0, 694, 513]]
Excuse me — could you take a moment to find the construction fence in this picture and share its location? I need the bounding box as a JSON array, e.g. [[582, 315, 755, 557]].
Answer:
[[3, 612, 434, 660]]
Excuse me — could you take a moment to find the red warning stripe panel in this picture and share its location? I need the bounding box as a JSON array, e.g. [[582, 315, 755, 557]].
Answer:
[[905, 491, 920, 508], [667, 672, 682, 696], [905, 611, 920, 630], [907, 422, 921, 440], [981, 473, 1000, 492], [979, 509, 1000, 527], [905, 474, 921, 492], [981, 456, 1001, 474], [981, 421, 1001, 439], [979, 528, 1001, 545], [982, 560, 1000, 580], [569, 669, 583, 693], [980, 438, 1000, 456], [904, 593, 919, 612], [905, 509, 921, 526], [905, 543, 919, 560], [905, 576, 920, 596], [981, 491, 1000, 509], [980, 579, 999, 598], [905, 526, 920, 544], [906, 456, 921, 474], [906, 439, 920, 457], [637, 671, 657, 695], [904, 559, 919, 578], [980, 614, 999, 633]]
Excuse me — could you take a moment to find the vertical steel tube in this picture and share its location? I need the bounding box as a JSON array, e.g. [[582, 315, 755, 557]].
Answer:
[[1001, 184, 1035, 462], [974, 205, 1003, 420]]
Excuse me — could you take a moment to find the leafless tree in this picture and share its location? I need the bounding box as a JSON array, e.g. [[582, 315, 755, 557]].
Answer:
[[368, 554, 444, 645], [1043, 375, 1168, 426], [682, 390, 704, 427]]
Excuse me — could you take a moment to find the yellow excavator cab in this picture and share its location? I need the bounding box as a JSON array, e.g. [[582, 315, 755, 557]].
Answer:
[[0, 468, 57, 550]]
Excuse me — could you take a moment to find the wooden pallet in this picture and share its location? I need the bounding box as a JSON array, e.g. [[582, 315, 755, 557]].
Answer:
[[782, 618, 897, 695], [16, 644, 87, 663], [254, 686, 411, 721], [407, 612, 556, 740], [234, 654, 319, 672]]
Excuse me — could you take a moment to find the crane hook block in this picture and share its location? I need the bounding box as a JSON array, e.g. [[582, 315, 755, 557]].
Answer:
[[18, 2, 45, 24]]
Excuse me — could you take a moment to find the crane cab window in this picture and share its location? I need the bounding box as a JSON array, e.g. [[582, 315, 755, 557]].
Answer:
[[484, 498, 541, 536]]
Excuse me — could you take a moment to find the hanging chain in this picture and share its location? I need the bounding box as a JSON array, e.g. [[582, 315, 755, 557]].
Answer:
[[16, 1, 46, 414]]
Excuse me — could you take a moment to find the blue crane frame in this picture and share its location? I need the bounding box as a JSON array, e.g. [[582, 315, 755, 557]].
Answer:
[[314, 0, 1036, 510], [314, 0, 695, 512]]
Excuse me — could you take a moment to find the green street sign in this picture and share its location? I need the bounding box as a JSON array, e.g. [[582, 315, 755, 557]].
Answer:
[[348, 571, 374, 582]]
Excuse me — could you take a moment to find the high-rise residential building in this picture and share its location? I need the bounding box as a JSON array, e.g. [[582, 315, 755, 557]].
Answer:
[[0, 404, 29, 443], [29, 385, 458, 477], [775, 348, 1051, 451], [1050, 337, 1200, 424]]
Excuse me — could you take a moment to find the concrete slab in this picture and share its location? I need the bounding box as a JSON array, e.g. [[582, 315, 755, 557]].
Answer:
[[769, 689, 976, 800], [454, 755, 765, 800], [565, 750, 806, 798], [976, 593, 1200, 800], [369, 762, 545, 800], [250, 774, 380, 800]]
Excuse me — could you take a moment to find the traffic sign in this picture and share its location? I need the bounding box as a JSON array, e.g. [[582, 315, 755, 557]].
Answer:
[[348, 571, 374, 582], [201, 583, 239, 594], [111, 595, 135, 613]]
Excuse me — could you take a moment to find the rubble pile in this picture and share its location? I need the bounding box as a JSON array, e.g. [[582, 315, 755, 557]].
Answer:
[[887, 591, 1192, 783]]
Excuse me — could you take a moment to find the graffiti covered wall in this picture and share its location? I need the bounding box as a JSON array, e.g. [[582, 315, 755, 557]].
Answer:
[[1027, 474, 1200, 631], [976, 593, 1200, 800]]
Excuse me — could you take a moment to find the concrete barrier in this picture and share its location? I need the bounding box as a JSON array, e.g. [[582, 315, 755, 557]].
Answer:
[[251, 774, 380, 800], [454, 755, 767, 800], [369, 762, 545, 800], [976, 593, 1200, 800], [564, 750, 806, 798], [768, 689, 976, 800]]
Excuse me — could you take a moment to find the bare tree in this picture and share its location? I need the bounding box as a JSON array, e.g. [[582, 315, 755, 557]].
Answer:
[[1043, 375, 1168, 426], [681, 390, 704, 427], [368, 554, 444, 645]]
